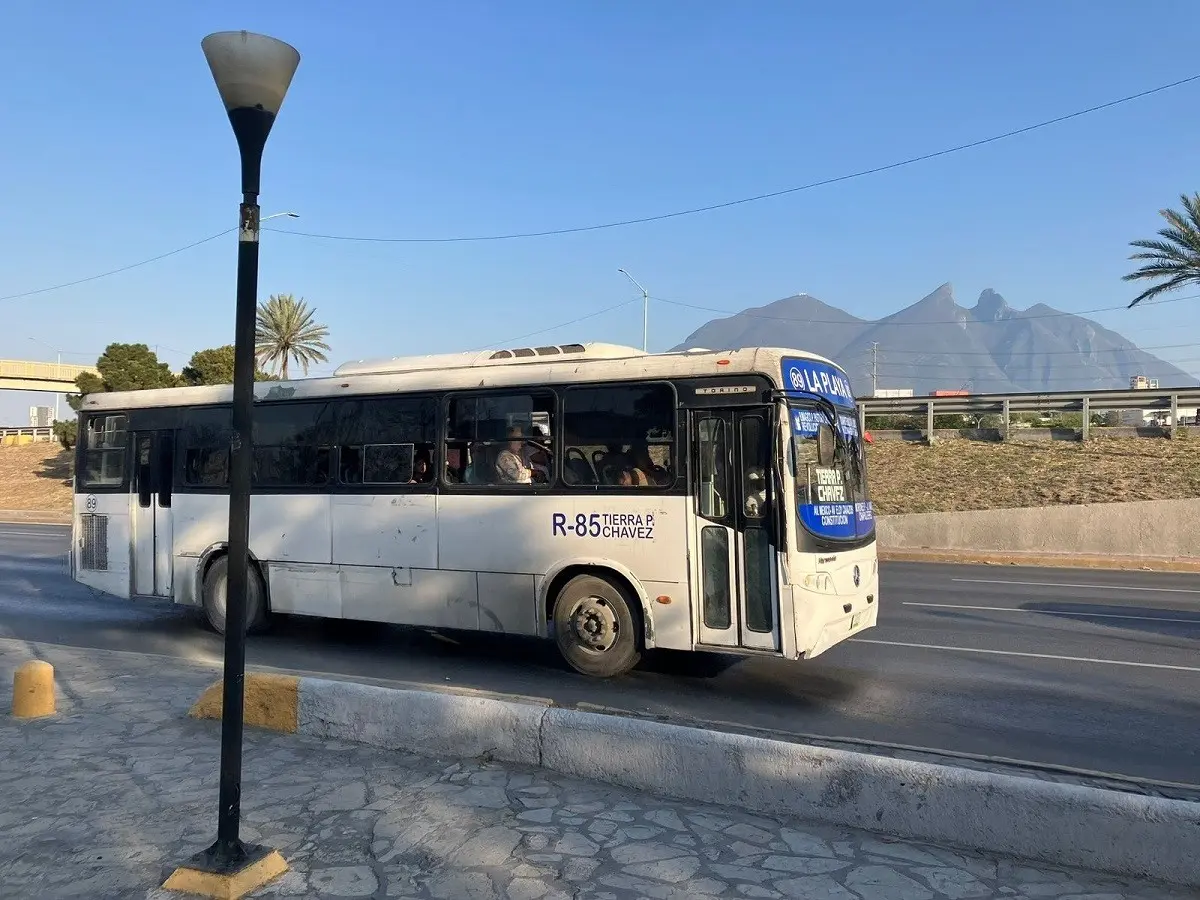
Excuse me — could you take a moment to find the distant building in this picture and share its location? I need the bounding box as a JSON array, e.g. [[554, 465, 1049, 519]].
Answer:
[[873, 388, 914, 398], [28, 406, 52, 427], [1125, 374, 1161, 424]]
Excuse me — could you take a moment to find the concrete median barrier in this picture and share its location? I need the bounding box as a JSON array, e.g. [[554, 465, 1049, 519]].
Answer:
[[190, 673, 1200, 888]]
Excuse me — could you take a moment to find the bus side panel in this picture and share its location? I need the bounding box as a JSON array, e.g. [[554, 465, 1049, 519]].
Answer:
[[251, 495, 332, 565], [170, 493, 227, 606], [171, 493, 335, 611], [74, 492, 132, 598], [437, 493, 692, 650]]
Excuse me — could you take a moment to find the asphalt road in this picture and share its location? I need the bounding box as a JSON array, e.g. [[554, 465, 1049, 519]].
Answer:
[[2, 524, 1198, 785]]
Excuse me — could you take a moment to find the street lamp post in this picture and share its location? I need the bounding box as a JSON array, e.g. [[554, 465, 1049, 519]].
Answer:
[[617, 268, 650, 352], [27, 338, 62, 422], [165, 31, 299, 894]]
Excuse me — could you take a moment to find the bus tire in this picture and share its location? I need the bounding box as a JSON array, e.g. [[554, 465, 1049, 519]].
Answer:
[[552, 574, 641, 678], [201, 555, 269, 636]]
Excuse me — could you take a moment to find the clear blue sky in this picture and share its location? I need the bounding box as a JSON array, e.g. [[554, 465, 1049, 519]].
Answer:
[[2, 1, 1199, 422]]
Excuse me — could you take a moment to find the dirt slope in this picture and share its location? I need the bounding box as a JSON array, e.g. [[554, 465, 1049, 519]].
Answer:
[[0, 444, 73, 512], [867, 436, 1200, 514]]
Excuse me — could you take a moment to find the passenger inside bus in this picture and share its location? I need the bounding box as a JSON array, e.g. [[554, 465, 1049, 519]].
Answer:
[[409, 449, 434, 484], [495, 426, 534, 484], [631, 442, 670, 487], [463, 441, 490, 484]]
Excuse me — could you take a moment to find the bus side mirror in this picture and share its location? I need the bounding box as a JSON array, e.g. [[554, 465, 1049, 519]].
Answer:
[[816, 424, 836, 467]]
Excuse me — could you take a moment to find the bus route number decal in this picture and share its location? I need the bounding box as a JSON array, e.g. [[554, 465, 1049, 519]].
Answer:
[[552, 512, 655, 540]]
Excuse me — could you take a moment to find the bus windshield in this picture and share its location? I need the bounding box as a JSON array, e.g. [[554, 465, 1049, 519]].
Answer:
[[787, 403, 874, 543]]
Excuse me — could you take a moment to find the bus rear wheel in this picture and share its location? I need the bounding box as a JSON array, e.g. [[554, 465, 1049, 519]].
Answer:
[[552, 574, 641, 678], [202, 555, 270, 636]]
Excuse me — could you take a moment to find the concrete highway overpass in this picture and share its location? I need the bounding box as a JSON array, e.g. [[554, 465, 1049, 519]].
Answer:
[[0, 359, 97, 392]]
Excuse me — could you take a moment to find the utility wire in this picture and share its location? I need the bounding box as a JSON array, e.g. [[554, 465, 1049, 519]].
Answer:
[[0, 229, 234, 303], [4, 74, 1197, 301], [471, 298, 640, 351], [861, 340, 1200, 357], [265, 73, 1200, 244], [656, 292, 1200, 327]]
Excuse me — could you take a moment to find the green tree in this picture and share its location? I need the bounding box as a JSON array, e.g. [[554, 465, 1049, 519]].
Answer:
[[1124, 192, 1200, 307], [254, 294, 331, 380], [179, 345, 276, 386], [66, 343, 176, 411], [53, 419, 78, 450]]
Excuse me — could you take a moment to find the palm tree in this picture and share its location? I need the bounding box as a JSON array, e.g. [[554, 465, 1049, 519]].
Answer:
[[1124, 192, 1200, 308], [254, 294, 331, 379]]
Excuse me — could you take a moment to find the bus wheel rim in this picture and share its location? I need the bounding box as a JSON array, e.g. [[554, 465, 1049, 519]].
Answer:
[[570, 596, 618, 653]]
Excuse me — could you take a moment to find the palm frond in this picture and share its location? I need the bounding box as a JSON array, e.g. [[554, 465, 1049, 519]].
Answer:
[[1125, 193, 1200, 307]]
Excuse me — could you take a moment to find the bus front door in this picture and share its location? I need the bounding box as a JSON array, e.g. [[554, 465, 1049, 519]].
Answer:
[[691, 408, 779, 652], [130, 430, 174, 597]]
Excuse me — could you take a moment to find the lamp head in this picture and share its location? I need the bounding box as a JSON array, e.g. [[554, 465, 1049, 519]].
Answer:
[[202, 31, 300, 194], [201, 31, 299, 117]]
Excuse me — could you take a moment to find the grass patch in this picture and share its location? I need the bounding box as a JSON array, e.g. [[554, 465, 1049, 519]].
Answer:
[[867, 436, 1200, 514]]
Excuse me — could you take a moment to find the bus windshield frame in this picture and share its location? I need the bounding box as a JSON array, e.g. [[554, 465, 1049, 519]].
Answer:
[[776, 356, 874, 547]]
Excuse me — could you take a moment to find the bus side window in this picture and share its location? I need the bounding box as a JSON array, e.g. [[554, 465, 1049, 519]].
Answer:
[[561, 383, 675, 490], [336, 396, 436, 486], [252, 402, 334, 487], [82, 414, 129, 487], [445, 393, 555, 488], [181, 409, 232, 488]]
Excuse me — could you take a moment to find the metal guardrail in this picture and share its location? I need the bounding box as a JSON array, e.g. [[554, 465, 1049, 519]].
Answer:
[[856, 386, 1200, 440]]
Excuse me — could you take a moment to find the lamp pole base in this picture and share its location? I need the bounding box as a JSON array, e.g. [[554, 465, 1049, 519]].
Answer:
[[162, 840, 288, 899]]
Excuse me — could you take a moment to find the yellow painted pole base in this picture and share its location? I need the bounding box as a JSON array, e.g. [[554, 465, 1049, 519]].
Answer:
[[12, 660, 55, 718], [162, 849, 288, 899]]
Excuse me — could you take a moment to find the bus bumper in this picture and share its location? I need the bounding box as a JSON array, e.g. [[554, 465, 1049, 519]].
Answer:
[[791, 556, 879, 659]]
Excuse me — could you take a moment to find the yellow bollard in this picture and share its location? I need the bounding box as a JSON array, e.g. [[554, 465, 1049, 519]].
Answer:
[[12, 660, 55, 718]]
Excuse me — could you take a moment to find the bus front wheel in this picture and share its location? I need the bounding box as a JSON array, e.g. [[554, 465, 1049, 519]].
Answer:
[[201, 555, 270, 636], [552, 574, 641, 678]]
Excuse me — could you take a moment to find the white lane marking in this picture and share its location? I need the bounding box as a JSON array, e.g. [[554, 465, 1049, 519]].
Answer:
[[903, 601, 1200, 625], [952, 577, 1200, 594], [853, 638, 1200, 673], [0, 530, 68, 538]]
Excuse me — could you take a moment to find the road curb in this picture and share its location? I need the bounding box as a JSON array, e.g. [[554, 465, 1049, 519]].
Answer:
[[190, 674, 1200, 887], [0, 509, 70, 526], [879, 547, 1200, 572]]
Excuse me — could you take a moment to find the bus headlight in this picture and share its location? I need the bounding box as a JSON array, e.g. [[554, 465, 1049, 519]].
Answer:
[[803, 573, 834, 593]]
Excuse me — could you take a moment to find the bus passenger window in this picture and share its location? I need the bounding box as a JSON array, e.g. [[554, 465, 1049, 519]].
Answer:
[[82, 414, 129, 487], [179, 408, 232, 487], [336, 396, 436, 487], [445, 393, 555, 488], [253, 401, 334, 487], [562, 384, 674, 490]]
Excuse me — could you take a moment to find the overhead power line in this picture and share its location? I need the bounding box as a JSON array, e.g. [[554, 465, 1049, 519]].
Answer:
[[265, 72, 1200, 244], [473, 298, 640, 351], [2, 73, 1196, 303], [655, 292, 1200, 327], [866, 340, 1200, 357], [0, 229, 235, 303]]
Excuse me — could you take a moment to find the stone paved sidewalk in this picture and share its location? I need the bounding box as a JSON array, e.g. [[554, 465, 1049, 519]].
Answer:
[[0, 639, 1193, 899]]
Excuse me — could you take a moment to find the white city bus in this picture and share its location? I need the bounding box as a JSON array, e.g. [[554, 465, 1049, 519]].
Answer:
[[70, 342, 877, 677]]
